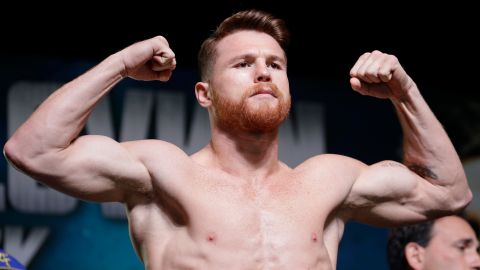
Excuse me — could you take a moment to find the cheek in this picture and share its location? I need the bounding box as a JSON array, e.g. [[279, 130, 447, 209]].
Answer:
[[220, 73, 251, 91], [425, 249, 468, 269], [212, 80, 242, 99], [273, 74, 289, 91], [225, 68, 252, 81]]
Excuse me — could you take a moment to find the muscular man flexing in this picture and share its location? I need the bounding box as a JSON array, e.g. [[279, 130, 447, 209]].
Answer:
[[4, 10, 471, 270]]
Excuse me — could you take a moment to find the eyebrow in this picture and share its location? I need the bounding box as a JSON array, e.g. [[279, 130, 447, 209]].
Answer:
[[228, 54, 287, 65], [454, 238, 479, 248]]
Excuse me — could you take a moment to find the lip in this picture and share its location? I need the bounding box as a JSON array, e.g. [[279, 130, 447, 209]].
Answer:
[[251, 89, 276, 98]]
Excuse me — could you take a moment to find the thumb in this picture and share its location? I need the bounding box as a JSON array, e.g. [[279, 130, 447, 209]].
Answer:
[[152, 55, 176, 71], [156, 69, 173, 82], [350, 77, 363, 92], [350, 77, 391, 99]]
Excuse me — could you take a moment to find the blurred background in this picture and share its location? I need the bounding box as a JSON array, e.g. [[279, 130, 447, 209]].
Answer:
[[1, 1, 479, 269]]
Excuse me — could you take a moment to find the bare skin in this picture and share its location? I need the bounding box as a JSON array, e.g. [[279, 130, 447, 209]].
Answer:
[[3, 31, 471, 269]]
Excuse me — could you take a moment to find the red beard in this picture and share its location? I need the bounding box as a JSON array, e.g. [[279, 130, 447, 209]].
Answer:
[[211, 83, 291, 133]]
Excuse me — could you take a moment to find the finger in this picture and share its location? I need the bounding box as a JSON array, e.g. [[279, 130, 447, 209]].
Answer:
[[350, 77, 375, 96], [378, 64, 393, 82], [153, 49, 175, 64], [350, 52, 371, 77], [378, 55, 397, 82], [152, 55, 176, 71], [156, 69, 173, 82], [150, 35, 176, 70], [151, 35, 172, 53], [356, 63, 374, 83], [364, 61, 382, 83], [158, 47, 176, 63], [365, 69, 381, 83], [358, 51, 387, 83], [350, 77, 363, 93], [355, 53, 377, 83], [367, 51, 386, 83]]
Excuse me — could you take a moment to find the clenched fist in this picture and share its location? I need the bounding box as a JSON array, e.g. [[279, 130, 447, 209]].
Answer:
[[120, 36, 177, 82], [349, 50, 416, 101]]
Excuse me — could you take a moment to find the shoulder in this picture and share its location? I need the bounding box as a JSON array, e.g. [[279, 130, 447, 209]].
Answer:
[[293, 154, 369, 219], [294, 154, 367, 192], [296, 154, 369, 198], [121, 139, 189, 159], [295, 154, 366, 173], [121, 139, 193, 172]]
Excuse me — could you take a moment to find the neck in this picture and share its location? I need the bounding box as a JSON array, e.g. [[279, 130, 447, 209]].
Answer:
[[207, 125, 281, 179]]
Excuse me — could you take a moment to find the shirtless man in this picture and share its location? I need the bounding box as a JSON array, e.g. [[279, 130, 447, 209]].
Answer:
[[3, 10, 472, 270]]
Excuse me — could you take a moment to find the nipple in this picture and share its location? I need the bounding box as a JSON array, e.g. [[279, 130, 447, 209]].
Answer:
[[311, 233, 318, 242], [207, 232, 216, 242]]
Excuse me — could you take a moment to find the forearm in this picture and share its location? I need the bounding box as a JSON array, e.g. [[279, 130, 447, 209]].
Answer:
[[392, 85, 467, 188], [5, 53, 125, 161]]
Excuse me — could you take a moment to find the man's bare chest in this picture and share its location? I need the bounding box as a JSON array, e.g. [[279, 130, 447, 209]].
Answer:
[[153, 173, 339, 235]]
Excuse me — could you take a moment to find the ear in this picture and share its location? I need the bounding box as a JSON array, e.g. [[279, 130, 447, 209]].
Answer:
[[405, 242, 425, 270], [195, 81, 212, 108]]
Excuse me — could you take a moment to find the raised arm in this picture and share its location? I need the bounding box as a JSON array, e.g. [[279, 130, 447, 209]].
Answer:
[[3, 36, 177, 203], [343, 50, 471, 226]]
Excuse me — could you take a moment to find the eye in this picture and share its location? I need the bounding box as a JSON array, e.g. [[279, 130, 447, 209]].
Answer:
[[268, 62, 281, 69], [456, 244, 468, 253], [235, 61, 250, 68]]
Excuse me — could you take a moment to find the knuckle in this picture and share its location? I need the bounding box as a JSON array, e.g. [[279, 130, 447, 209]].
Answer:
[[155, 35, 168, 45], [361, 52, 371, 58], [378, 70, 389, 77]]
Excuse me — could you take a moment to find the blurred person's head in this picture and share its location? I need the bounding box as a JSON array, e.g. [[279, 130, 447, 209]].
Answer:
[[388, 215, 480, 270]]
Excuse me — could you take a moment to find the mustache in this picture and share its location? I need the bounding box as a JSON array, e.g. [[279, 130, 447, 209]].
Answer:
[[246, 83, 281, 98]]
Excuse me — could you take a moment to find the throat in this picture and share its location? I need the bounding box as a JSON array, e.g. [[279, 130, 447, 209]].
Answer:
[[209, 127, 280, 163], [215, 156, 283, 181]]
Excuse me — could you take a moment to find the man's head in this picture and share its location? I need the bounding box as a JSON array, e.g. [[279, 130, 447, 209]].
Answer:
[[198, 10, 289, 82], [388, 215, 480, 270], [195, 10, 291, 133]]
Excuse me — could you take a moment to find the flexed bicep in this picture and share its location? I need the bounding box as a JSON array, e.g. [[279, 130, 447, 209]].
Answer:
[[343, 160, 457, 226], [28, 135, 152, 203], [2, 35, 179, 204], [345, 51, 471, 227]]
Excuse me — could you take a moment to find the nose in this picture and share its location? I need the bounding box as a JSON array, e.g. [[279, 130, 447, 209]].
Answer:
[[470, 252, 480, 269], [254, 63, 271, 83]]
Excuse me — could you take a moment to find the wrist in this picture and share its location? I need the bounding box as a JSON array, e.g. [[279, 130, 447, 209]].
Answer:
[[103, 52, 128, 79], [390, 79, 418, 104]]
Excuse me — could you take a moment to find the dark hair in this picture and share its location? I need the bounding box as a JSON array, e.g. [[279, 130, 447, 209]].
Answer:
[[387, 220, 435, 270], [466, 214, 480, 238], [197, 9, 290, 81]]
